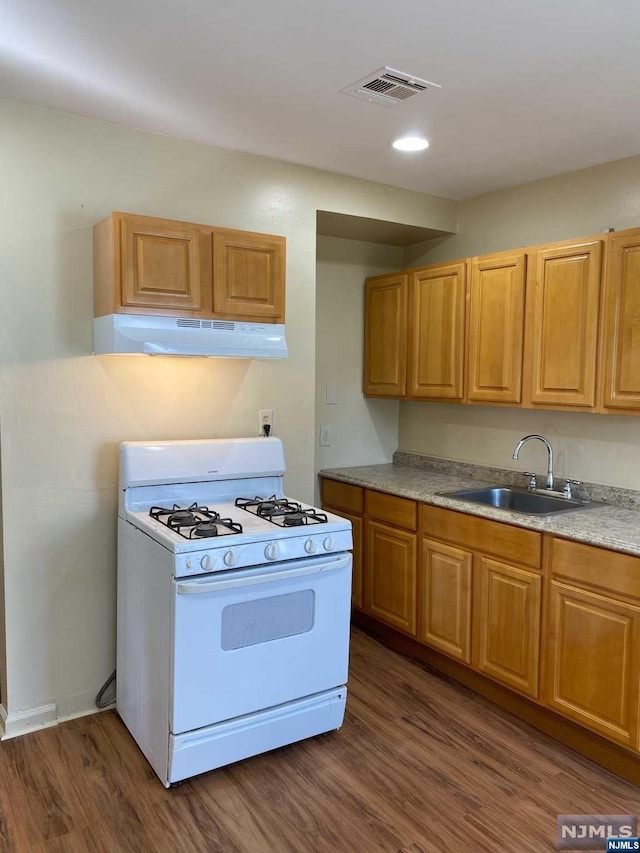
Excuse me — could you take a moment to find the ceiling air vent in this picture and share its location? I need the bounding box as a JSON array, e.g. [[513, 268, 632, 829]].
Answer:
[[341, 66, 441, 107]]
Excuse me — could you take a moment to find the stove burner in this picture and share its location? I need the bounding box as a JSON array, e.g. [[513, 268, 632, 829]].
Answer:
[[283, 513, 306, 527], [193, 522, 220, 538], [188, 517, 242, 539], [149, 503, 243, 540], [257, 500, 282, 513], [168, 510, 198, 528]]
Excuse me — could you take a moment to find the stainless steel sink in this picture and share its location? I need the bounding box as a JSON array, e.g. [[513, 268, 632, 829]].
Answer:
[[437, 486, 600, 516]]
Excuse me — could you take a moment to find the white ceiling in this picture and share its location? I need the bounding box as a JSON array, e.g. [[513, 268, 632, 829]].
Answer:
[[2, 0, 640, 200]]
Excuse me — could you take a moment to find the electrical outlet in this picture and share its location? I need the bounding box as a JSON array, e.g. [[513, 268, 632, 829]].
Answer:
[[258, 409, 274, 436], [319, 425, 330, 446]]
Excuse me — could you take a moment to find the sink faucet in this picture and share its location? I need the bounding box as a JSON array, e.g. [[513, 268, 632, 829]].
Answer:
[[512, 434, 554, 490]]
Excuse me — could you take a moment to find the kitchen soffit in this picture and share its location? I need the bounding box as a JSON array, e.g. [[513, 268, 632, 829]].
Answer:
[[316, 212, 451, 246], [1, 0, 640, 199]]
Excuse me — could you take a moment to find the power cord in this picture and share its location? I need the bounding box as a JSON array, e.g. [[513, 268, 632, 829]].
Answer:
[[263, 424, 271, 437], [96, 670, 116, 708]]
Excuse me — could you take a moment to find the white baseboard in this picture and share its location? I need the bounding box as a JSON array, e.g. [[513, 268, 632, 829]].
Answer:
[[0, 700, 114, 741], [1, 703, 58, 740], [57, 703, 115, 725]]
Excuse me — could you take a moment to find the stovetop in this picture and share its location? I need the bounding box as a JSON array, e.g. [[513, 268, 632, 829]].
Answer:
[[145, 496, 330, 541], [122, 492, 351, 560]]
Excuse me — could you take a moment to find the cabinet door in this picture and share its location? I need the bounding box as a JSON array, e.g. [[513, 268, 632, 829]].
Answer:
[[363, 274, 407, 397], [601, 228, 640, 410], [546, 581, 640, 747], [409, 261, 467, 400], [468, 252, 526, 403], [524, 239, 602, 408], [419, 538, 472, 662], [475, 558, 541, 698], [364, 520, 417, 636], [324, 507, 363, 610], [212, 229, 285, 322], [120, 214, 209, 313]]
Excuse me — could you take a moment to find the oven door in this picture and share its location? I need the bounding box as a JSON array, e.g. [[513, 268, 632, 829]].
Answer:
[[170, 552, 352, 734]]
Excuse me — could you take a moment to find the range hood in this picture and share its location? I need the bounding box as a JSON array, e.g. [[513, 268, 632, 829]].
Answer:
[[93, 314, 288, 358]]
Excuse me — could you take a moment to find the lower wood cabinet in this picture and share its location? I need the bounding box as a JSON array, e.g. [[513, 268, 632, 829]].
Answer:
[[364, 520, 417, 636], [320, 480, 364, 611], [545, 581, 640, 748], [320, 476, 640, 767], [474, 557, 541, 698], [323, 507, 363, 610], [419, 537, 472, 662], [419, 503, 543, 693]]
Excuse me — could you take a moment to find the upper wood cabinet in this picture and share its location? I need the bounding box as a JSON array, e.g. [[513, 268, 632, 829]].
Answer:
[[467, 252, 526, 404], [212, 229, 285, 322], [361, 226, 640, 415], [409, 261, 467, 400], [601, 228, 640, 411], [95, 213, 211, 317], [363, 273, 408, 397], [94, 212, 285, 323], [523, 238, 602, 408]]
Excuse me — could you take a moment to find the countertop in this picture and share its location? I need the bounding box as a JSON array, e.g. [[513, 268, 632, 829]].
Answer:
[[319, 462, 640, 558]]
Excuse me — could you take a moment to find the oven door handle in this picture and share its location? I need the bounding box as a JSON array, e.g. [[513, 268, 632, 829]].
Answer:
[[176, 554, 350, 594]]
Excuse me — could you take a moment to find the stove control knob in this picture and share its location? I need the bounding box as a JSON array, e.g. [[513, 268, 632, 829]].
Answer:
[[223, 550, 236, 568], [323, 536, 335, 552], [200, 554, 212, 571], [304, 539, 316, 555], [264, 543, 279, 561]]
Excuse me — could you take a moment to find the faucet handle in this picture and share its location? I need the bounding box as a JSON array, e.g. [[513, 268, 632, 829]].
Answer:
[[521, 472, 537, 491], [564, 479, 582, 499]]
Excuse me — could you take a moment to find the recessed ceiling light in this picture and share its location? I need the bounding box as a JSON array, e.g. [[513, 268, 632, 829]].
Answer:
[[392, 136, 429, 152]]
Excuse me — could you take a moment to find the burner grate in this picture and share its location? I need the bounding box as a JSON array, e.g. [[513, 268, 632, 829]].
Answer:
[[235, 496, 328, 527], [150, 503, 243, 539]]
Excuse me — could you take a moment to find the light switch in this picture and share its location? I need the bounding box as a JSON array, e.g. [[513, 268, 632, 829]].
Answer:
[[325, 383, 338, 405]]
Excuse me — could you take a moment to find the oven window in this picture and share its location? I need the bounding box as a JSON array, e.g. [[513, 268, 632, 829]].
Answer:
[[221, 590, 315, 650]]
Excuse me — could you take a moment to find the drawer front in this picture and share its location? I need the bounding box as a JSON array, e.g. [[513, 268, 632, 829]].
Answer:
[[420, 504, 541, 569], [321, 479, 363, 514], [551, 537, 640, 600], [366, 489, 417, 531]]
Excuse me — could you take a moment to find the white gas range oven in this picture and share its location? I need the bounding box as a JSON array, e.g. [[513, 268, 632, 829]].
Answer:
[[117, 436, 352, 787]]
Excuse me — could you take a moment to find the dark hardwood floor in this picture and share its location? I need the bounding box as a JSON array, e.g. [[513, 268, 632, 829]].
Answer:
[[1, 629, 638, 852]]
